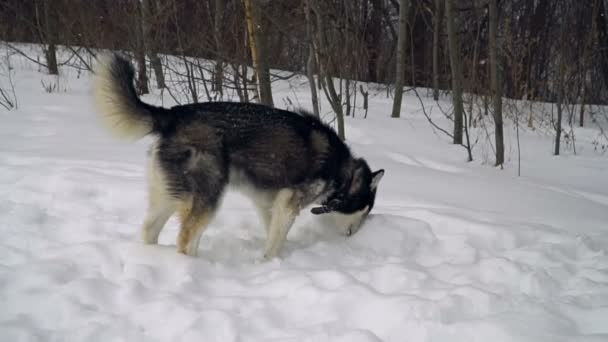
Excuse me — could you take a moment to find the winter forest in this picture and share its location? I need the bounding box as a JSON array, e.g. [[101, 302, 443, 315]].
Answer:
[[3, 0, 608, 159], [1, 1, 608, 341]]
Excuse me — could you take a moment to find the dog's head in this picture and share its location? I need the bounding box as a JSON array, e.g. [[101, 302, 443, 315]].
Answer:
[[311, 159, 384, 236]]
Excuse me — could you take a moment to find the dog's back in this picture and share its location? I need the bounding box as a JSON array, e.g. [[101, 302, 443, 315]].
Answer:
[[159, 102, 349, 190]]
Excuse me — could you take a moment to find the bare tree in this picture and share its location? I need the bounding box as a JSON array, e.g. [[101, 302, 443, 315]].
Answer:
[[445, 0, 464, 144], [554, 7, 567, 156], [596, 0, 608, 91], [244, 0, 260, 101], [304, 0, 320, 117], [244, 0, 273, 106], [36, 0, 58, 75], [212, 0, 224, 97], [489, 0, 504, 166], [432, 0, 442, 101], [144, 0, 165, 89], [391, 0, 411, 118], [365, 0, 384, 82], [135, 0, 149, 95]]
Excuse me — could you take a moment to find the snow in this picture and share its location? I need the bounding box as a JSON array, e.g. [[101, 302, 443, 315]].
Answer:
[[1, 47, 608, 342]]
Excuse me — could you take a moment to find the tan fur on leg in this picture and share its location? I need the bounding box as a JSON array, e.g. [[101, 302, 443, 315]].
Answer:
[[176, 198, 215, 256], [263, 189, 300, 259]]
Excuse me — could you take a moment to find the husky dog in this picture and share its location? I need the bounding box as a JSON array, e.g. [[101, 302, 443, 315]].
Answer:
[[92, 54, 384, 259]]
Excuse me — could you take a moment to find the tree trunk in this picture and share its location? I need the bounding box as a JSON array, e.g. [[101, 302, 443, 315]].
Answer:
[[596, 0, 608, 89], [579, 86, 585, 127], [150, 55, 165, 89], [244, 0, 259, 101], [304, 0, 320, 117], [45, 44, 58, 75], [432, 0, 441, 101], [445, 0, 464, 144], [41, 0, 58, 75], [256, 10, 273, 106], [391, 0, 410, 118], [326, 76, 346, 139], [366, 0, 383, 82], [142, 0, 165, 89], [409, 12, 415, 87], [489, 0, 504, 166], [554, 97, 563, 156], [554, 14, 566, 156], [244, 0, 273, 106], [213, 0, 224, 96], [135, 0, 149, 95]]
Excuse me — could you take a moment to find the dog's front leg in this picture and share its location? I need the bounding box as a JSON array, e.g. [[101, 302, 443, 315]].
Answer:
[[263, 189, 299, 259]]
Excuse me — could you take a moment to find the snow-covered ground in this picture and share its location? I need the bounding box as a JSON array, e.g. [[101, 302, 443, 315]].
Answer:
[[1, 47, 608, 342]]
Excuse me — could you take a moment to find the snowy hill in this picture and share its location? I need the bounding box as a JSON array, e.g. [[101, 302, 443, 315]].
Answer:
[[1, 48, 608, 342]]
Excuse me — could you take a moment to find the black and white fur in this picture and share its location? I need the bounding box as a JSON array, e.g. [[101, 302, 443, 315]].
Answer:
[[93, 54, 384, 259]]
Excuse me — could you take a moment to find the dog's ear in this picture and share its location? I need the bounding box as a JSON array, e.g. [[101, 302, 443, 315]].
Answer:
[[371, 169, 384, 191]]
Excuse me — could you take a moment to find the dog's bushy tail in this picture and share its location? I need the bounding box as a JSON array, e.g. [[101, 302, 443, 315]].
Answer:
[[93, 53, 168, 140]]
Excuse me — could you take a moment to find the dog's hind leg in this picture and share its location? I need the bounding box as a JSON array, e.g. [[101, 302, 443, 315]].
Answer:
[[254, 201, 272, 234], [141, 196, 175, 244], [176, 197, 218, 256], [141, 153, 176, 244], [263, 189, 300, 259]]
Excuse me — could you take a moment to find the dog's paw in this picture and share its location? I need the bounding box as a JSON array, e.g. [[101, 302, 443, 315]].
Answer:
[[257, 254, 281, 265], [262, 250, 284, 262], [262, 252, 276, 261], [177, 246, 199, 257], [141, 233, 159, 245]]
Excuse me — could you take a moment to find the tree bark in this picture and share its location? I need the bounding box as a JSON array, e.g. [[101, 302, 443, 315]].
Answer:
[[432, 0, 441, 101], [445, 0, 464, 144], [554, 96, 563, 156], [579, 86, 585, 127], [391, 0, 410, 118], [213, 0, 224, 96], [41, 0, 58, 75], [244, 0, 259, 101], [489, 0, 504, 166], [596, 0, 608, 89], [244, 0, 273, 106], [45, 44, 58, 75], [304, 0, 320, 117], [135, 0, 149, 95], [365, 0, 384, 82], [150, 55, 165, 89], [143, 0, 165, 89], [554, 14, 566, 156]]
